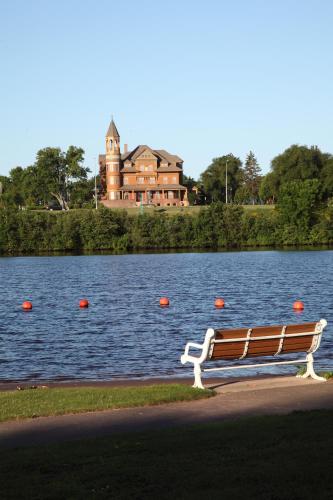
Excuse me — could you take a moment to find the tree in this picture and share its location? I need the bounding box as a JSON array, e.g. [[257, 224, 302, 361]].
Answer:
[[200, 154, 243, 203], [69, 176, 98, 208], [3, 167, 30, 207], [183, 174, 201, 205], [267, 145, 330, 201], [34, 146, 89, 209], [243, 151, 261, 203], [234, 185, 252, 204], [320, 157, 333, 200], [259, 172, 278, 204], [277, 179, 320, 238]]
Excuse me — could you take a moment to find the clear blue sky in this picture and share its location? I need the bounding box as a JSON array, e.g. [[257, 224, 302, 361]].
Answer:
[[1, 0, 332, 179]]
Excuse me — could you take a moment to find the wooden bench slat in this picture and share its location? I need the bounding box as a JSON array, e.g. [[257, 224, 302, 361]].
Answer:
[[282, 338, 313, 348], [285, 323, 317, 333], [215, 329, 249, 340]]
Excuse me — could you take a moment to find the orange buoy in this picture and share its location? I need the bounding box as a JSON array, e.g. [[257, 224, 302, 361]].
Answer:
[[22, 301, 33, 311], [214, 298, 225, 308], [159, 297, 170, 307], [79, 299, 89, 308], [293, 300, 304, 311]]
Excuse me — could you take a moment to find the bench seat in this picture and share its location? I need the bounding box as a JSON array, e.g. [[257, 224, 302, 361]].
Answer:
[[180, 319, 327, 389]]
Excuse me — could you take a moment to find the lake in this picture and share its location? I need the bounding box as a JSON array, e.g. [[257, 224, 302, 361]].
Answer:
[[0, 250, 332, 382]]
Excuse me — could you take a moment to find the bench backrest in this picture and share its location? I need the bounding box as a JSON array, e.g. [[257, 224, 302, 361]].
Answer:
[[210, 322, 321, 361]]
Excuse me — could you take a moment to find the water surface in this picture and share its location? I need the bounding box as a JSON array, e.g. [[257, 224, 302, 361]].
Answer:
[[0, 251, 332, 382]]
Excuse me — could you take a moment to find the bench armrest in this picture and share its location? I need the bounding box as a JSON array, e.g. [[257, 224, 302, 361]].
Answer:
[[181, 328, 215, 365]]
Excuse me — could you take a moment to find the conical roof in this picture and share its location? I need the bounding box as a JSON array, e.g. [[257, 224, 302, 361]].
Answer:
[[106, 119, 120, 139]]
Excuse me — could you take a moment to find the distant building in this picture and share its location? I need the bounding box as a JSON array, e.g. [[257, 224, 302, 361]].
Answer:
[[99, 119, 188, 207]]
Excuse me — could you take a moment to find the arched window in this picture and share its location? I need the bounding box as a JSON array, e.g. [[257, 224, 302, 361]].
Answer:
[[109, 139, 113, 149]]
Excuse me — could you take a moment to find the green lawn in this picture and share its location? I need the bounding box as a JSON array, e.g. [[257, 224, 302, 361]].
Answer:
[[0, 384, 213, 423], [1, 410, 332, 499], [34, 204, 274, 217], [109, 204, 275, 216]]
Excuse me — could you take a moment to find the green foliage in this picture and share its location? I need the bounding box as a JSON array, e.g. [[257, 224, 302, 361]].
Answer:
[[242, 151, 262, 202], [276, 179, 321, 243], [34, 146, 89, 209], [0, 146, 91, 210], [259, 171, 277, 203], [200, 154, 243, 203], [261, 144, 332, 203], [1, 196, 333, 255]]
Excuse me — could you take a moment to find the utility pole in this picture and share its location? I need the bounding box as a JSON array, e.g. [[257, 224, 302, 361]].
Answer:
[[94, 174, 98, 209], [94, 157, 98, 209], [225, 159, 229, 204]]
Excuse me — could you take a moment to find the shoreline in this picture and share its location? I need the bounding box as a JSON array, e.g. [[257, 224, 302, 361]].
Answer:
[[1, 244, 333, 258], [0, 373, 289, 392]]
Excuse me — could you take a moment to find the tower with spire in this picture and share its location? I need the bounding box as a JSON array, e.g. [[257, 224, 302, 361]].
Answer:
[[105, 118, 121, 200], [98, 118, 188, 207]]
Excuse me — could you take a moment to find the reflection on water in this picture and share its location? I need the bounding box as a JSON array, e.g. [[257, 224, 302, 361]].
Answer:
[[0, 250, 332, 382]]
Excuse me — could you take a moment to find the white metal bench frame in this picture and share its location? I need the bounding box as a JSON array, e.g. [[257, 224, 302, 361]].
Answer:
[[180, 319, 328, 389]]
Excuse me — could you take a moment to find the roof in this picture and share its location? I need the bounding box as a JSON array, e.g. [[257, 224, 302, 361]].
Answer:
[[131, 145, 158, 161], [121, 145, 183, 165], [106, 119, 120, 139], [120, 167, 137, 173], [121, 145, 140, 161], [158, 184, 186, 190], [157, 166, 182, 172], [154, 149, 183, 164]]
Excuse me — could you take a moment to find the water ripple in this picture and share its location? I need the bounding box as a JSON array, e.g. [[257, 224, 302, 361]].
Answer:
[[0, 250, 332, 382]]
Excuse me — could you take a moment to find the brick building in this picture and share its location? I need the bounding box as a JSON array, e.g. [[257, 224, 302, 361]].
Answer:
[[99, 119, 188, 207]]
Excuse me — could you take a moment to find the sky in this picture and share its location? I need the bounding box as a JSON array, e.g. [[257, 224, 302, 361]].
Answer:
[[1, 0, 333, 179]]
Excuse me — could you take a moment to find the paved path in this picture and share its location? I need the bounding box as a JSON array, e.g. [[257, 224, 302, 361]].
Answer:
[[1, 376, 333, 449]]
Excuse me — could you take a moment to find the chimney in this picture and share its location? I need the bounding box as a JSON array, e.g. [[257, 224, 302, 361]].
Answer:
[[124, 143, 128, 153]]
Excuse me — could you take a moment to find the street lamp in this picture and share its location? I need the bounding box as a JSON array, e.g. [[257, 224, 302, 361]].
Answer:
[[93, 157, 98, 210], [225, 159, 229, 204]]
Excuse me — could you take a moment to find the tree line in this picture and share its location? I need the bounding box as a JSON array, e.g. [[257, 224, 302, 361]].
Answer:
[[0, 201, 332, 255], [1, 143, 332, 211], [185, 145, 333, 207]]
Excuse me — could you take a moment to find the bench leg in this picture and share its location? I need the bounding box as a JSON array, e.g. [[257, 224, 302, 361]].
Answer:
[[300, 353, 326, 382], [193, 363, 204, 389]]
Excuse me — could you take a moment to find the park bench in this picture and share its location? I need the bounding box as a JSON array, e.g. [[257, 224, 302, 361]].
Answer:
[[180, 319, 328, 389]]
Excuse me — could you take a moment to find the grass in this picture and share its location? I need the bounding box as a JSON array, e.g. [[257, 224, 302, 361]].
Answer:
[[112, 204, 275, 216], [1, 410, 333, 499], [116, 205, 203, 216], [38, 204, 275, 217], [296, 367, 333, 379], [0, 384, 213, 423]]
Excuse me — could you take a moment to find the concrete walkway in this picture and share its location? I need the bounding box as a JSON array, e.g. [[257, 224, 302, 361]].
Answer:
[[1, 376, 333, 449]]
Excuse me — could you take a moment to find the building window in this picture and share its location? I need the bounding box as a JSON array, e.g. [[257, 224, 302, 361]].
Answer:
[[109, 176, 118, 185], [163, 176, 168, 183], [140, 165, 145, 171], [138, 177, 144, 184], [149, 177, 155, 184], [124, 176, 129, 185], [172, 176, 177, 183], [107, 164, 118, 172]]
